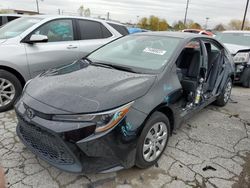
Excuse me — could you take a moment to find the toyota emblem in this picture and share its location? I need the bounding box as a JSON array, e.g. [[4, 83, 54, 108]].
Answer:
[[26, 108, 35, 119]]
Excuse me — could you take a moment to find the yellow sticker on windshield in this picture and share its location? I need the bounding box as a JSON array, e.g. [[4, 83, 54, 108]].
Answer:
[[143, 47, 166, 55]]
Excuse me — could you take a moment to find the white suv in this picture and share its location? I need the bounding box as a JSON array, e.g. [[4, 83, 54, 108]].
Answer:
[[0, 15, 128, 112]]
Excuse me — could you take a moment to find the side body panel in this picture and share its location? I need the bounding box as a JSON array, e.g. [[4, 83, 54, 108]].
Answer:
[[24, 41, 80, 78], [0, 38, 30, 81]]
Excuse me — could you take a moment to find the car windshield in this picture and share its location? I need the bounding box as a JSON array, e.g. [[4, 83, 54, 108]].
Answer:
[[88, 35, 181, 73], [216, 33, 250, 47], [0, 17, 42, 39]]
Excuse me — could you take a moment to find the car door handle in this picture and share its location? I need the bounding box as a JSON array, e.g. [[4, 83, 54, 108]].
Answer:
[[67, 45, 78, 49]]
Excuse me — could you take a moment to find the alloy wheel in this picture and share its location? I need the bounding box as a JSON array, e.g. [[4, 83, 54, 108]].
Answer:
[[143, 122, 168, 162], [0, 78, 16, 107]]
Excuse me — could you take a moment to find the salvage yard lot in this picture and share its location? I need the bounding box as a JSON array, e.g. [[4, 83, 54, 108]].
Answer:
[[0, 87, 250, 188]]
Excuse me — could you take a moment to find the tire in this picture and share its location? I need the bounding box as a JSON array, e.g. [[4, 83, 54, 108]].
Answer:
[[242, 68, 250, 88], [0, 70, 22, 112], [214, 78, 232, 107], [136, 111, 170, 169]]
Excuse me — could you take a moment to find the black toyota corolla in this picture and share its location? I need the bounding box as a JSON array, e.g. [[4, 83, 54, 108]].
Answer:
[[15, 32, 234, 174]]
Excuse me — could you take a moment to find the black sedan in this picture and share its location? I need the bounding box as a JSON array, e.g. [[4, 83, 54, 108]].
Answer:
[[15, 32, 234, 174]]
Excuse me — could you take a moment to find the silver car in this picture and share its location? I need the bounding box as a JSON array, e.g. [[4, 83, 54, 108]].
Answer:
[[0, 15, 128, 112]]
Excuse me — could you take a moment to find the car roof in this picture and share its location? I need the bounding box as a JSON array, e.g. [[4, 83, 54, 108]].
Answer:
[[27, 15, 126, 26], [133, 31, 212, 39], [222, 30, 250, 34]]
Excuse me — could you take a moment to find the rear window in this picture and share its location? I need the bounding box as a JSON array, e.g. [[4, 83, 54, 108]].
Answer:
[[78, 20, 112, 40], [7, 16, 20, 22], [108, 23, 129, 35]]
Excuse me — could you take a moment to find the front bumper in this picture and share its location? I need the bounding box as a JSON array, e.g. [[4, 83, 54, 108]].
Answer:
[[15, 100, 146, 174]]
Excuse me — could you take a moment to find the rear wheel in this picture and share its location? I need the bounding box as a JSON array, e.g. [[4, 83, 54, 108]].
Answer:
[[0, 70, 22, 112], [214, 78, 232, 107], [136, 112, 170, 168]]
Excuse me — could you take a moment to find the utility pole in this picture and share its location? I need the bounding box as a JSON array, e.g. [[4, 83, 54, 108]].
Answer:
[[107, 12, 110, 20], [36, 0, 40, 14], [184, 0, 190, 27], [205, 17, 209, 29], [242, 0, 249, 30]]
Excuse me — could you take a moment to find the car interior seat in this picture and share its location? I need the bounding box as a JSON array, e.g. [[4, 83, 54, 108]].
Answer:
[[177, 48, 201, 97]]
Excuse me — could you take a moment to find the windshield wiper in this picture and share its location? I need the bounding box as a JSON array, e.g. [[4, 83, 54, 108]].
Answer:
[[86, 58, 137, 73], [85, 58, 114, 69], [91, 62, 116, 70], [108, 64, 137, 73]]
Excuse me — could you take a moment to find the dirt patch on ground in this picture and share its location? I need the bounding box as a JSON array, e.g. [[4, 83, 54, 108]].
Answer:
[[233, 152, 250, 188]]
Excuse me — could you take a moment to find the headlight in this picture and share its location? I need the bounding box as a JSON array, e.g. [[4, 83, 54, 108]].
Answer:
[[52, 101, 134, 133], [233, 52, 250, 63], [22, 79, 32, 95]]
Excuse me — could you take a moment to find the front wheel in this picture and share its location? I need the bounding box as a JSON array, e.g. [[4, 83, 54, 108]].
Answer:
[[214, 78, 232, 107], [136, 112, 170, 168], [0, 70, 22, 112]]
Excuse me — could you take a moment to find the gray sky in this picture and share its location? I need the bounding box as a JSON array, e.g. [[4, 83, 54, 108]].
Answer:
[[0, 0, 248, 27]]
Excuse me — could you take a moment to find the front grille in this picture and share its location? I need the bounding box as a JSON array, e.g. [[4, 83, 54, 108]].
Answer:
[[18, 120, 74, 165]]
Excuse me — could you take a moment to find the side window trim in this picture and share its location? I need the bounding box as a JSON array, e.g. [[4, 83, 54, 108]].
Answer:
[[22, 18, 76, 43], [72, 18, 80, 40]]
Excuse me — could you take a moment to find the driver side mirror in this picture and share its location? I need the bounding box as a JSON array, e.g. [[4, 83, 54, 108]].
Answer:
[[26, 34, 48, 44]]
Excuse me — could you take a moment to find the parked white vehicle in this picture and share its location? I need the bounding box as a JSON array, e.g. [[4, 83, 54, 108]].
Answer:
[[216, 31, 250, 88], [0, 15, 128, 112]]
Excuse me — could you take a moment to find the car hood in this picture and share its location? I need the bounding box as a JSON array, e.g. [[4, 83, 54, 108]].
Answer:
[[25, 65, 156, 114], [224, 43, 250, 55]]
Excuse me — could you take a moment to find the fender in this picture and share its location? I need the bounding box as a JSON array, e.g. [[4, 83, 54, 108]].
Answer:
[[0, 61, 30, 82]]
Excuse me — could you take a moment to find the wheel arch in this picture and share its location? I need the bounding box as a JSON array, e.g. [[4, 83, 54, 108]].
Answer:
[[157, 105, 175, 133], [0, 65, 26, 87], [138, 104, 175, 136]]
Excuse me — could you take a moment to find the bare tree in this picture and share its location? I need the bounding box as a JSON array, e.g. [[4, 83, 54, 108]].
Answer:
[[84, 8, 91, 17], [228, 19, 249, 30], [78, 5, 84, 16], [214, 24, 225, 31]]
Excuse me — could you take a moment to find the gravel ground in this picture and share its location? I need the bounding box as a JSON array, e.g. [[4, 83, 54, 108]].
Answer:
[[0, 87, 250, 188]]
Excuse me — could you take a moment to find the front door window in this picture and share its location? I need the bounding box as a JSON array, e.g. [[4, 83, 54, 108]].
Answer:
[[32, 19, 74, 42]]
